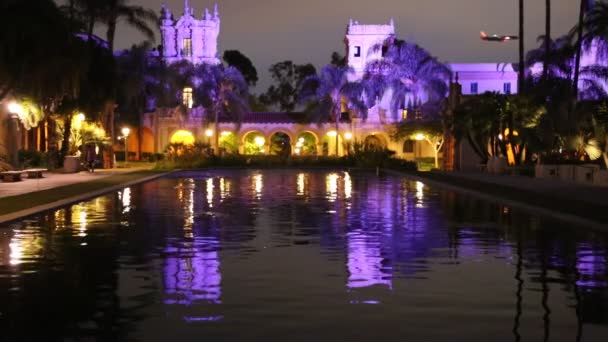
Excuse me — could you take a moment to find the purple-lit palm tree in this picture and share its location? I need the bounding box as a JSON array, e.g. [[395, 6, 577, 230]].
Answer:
[[299, 65, 367, 155], [194, 64, 250, 153], [364, 40, 451, 120]]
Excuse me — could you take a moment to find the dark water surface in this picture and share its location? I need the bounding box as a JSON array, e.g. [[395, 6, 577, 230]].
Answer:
[[1, 169, 607, 341]]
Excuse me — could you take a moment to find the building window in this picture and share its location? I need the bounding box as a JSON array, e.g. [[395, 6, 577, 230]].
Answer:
[[403, 140, 414, 153], [503, 82, 511, 94], [354, 46, 361, 57], [401, 109, 408, 121], [470, 82, 478, 94], [182, 38, 192, 57], [183, 87, 193, 108]]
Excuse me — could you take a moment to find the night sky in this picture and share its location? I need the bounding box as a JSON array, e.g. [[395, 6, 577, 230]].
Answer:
[[113, 0, 580, 92]]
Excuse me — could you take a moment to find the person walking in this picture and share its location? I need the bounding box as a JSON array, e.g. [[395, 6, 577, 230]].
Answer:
[[86, 144, 97, 172]]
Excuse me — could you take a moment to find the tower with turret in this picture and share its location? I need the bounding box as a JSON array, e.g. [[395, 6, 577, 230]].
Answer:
[[159, 0, 220, 65], [345, 19, 395, 79]]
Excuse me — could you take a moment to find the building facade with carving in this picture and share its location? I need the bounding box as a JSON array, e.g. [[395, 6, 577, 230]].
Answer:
[[139, 2, 560, 168]]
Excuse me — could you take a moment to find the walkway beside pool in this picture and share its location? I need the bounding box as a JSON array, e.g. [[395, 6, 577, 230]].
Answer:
[[403, 170, 608, 230], [0, 166, 153, 199], [0, 164, 167, 225]]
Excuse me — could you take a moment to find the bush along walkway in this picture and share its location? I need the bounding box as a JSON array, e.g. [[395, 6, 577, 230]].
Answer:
[[0, 170, 169, 224], [385, 169, 608, 230]]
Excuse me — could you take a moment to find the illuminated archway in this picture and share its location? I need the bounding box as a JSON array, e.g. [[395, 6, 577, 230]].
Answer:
[[294, 132, 318, 155], [364, 134, 387, 150], [270, 132, 291, 156], [242, 131, 266, 155], [170, 130, 195, 145]]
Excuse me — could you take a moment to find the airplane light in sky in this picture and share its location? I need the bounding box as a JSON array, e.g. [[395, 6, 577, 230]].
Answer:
[[480, 31, 519, 42]]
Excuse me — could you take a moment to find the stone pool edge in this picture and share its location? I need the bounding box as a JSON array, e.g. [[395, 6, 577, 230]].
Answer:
[[384, 169, 608, 232], [0, 171, 174, 225]]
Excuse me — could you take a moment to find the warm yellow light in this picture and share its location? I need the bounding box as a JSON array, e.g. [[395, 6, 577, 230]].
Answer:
[[327, 130, 338, 137], [255, 136, 265, 147], [205, 129, 214, 137], [121, 127, 130, 136], [414, 133, 425, 141], [221, 131, 231, 136], [170, 130, 195, 145], [344, 132, 353, 140], [298, 137, 305, 143], [296, 141, 303, 148], [76, 113, 85, 121], [498, 134, 503, 141], [7, 102, 23, 115], [295, 148, 301, 154]]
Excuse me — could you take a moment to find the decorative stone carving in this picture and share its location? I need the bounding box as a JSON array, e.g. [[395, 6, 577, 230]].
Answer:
[[160, 2, 220, 65]]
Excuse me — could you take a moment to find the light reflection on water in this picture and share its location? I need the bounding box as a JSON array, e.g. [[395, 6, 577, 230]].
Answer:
[[0, 169, 607, 341]]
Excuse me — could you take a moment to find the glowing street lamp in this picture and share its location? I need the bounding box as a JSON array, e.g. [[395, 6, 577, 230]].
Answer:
[[414, 133, 425, 141], [205, 129, 214, 137], [327, 130, 338, 137], [344, 132, 353, 140], [121, 127, 130, 167]]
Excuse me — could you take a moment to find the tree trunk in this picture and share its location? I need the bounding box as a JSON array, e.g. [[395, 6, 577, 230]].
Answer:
[[542, 0, 551, 82], [107, 11, 117, 52], [518, 0, 525, 95], [214, 104, 220, 155], [138, 110, 143, 160], [573, 0, 586, 100], [61, 114, 73, 158], [335, 118, 339, 156]]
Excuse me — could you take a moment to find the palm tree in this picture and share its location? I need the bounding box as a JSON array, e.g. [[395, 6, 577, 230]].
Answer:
[[103, 0, 158, 52], [574, 0, 593, 99], [542, 0, 551, 82], [364, 39, 451, 120], [299, 65, 367, 155], [518, 0, 525, 95], [194, 64, 250, 154], [116, 42, 156, 159]]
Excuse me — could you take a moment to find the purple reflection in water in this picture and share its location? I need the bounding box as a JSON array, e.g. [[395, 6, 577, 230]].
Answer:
[[164, 238, 222, 305], [576, 245, 607, 288], [347, 230, 392, 290]]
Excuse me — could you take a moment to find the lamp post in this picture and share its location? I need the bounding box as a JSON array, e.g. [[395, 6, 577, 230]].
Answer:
[[121, 127, 130, 168]]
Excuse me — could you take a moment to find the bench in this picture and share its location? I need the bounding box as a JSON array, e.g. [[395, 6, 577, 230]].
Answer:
[[1, 171, 23, 182], [24, 168, 47, 179]]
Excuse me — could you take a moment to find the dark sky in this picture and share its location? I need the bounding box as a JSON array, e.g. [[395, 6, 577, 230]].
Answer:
[[113, 0, 580, 93]]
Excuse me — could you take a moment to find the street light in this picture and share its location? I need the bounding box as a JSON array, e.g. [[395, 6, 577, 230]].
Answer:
[[121, 127, 130, 168]]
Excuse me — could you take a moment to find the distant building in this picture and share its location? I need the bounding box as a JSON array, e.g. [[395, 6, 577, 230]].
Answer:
[[159, 0, 220, 65]]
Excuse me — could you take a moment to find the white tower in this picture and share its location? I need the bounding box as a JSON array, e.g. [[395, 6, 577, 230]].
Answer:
[[345, 19, 395, 80], [159, 1, 220, 65]]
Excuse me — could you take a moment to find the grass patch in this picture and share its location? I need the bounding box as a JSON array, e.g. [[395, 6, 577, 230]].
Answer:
[[0, 170, 163, 216]]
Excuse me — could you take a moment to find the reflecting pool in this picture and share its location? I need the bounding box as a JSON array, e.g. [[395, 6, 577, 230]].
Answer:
[[1, 170, 607, 341]]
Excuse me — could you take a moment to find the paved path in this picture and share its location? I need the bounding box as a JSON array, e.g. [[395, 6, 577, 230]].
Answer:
[[410, 170, 608, 230], [0, 166, 153, 199]]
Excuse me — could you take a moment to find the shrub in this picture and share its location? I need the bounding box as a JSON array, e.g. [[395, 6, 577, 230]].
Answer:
[[18, 149, 43, 168], [385, 158, 418, 171]]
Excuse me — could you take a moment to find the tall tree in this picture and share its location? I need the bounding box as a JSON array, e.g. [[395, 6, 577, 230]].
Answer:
[[223, 50, 259, 86], [542, 0, 551, 82], [194, 64, 250, 154], [116, 42, 156, 158], [260, 61, 317, 112], [299, 65, 367, 155], [365, 39, 452, 120], [518, 0, 525, 94], [103, 0, 158, 52], [573, 0, 589, 100]]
